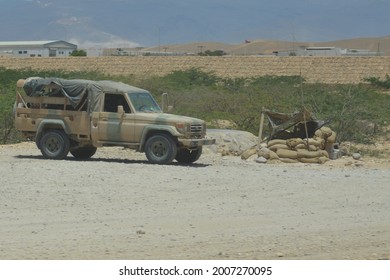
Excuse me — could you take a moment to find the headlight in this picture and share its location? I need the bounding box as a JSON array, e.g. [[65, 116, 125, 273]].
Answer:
[[175, 122, 188, 134]]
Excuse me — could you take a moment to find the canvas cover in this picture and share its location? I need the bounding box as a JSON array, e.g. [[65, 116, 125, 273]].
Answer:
[[264, 109, 314, 128], [263, 108, 326, 140], [22, 77, 149, 112]]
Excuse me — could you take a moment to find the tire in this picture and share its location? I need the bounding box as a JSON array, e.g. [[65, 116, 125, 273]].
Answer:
[[70, 146, 97, 159], [175, 147, 202, 164], [39, 130, 70, 160], [144, 134, 177, 164]]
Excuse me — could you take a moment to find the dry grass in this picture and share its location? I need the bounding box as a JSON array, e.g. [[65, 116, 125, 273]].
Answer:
[[1, 56, 390, 84]]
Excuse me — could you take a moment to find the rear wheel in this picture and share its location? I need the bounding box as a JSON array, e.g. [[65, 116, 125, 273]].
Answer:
[[39, 130, 70, 160], [175, 147, 202, 164], [145, 134, 177, 164], [70, 146, 97, 159]]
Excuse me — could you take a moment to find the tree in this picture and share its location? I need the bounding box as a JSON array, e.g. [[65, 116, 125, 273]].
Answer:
[[198, 50, 226, 56], [70, 49, 87, 57]]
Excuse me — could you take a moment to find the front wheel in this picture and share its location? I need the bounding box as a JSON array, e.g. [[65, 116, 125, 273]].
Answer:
[[39, 130, 70, 160], [144, 134, 177, 164], [175, 147, 202, 163]]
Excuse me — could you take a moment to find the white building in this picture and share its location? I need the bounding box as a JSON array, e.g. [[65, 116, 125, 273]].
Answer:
[[274, 46, 381, 57], [0, 40, 77, 57]]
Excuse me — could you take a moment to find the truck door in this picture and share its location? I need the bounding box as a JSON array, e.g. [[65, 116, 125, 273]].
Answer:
[[91, 93, 135, 143]]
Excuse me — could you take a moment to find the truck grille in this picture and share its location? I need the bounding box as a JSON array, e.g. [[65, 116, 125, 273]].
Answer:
[[190, 124, 203, 135]]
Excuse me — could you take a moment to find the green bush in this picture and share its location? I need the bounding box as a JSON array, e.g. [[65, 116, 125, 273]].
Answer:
[[198, 50, 226, 56], [364, 75, 390, 89], [70, 49, 87, 57]]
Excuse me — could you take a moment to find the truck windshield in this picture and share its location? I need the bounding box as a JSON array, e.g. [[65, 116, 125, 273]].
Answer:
[[128, 92, 162, 113]]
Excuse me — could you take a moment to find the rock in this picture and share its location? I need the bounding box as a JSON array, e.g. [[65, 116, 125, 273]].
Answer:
[[259, 142, 268, 149], [208, 119, 237, 129], [248, 154, 258, 162], [352, 153, 361, 160], [354, 161, 365, 167], [206, 129, 258, 156], [256, 156, 267, 164], [258, 147, 271, 159]]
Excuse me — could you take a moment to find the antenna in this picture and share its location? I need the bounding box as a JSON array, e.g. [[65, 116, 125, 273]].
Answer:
[[158, 27, 161, 53]]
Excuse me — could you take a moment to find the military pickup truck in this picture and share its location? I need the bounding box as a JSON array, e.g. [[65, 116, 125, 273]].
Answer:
[[14, 77, 215, 164]]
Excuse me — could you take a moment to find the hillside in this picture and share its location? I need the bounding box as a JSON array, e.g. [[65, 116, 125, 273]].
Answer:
[[142, 36, 390, 56]]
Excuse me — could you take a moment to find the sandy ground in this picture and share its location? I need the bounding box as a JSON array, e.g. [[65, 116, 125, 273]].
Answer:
[[0, 141, 389, 260]]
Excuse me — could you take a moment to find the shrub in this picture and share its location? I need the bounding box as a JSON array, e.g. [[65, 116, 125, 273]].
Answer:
[[364, 75, 390, 89], [198, 50, 226, 56], [70, 49, 87, 57]]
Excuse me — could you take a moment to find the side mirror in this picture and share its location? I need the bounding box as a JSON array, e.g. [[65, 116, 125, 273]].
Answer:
[[161, 92, 174, 113], [117, 105, 124, 115]]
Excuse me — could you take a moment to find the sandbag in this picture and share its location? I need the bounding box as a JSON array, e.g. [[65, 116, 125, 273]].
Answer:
[[268, 144, 289, 152], [298, 157, 320, 164], [313, 136, 326, 149], [299, 156, 328, 164], [241, 147, 257, 160], [318, 156, 329, 164], [303, 138, 322, 147], [267, 139, 287, 147], [295, 144, 318, 151], [286, 138, 304, 149], [297, 149, 322, 158], [314, 129, 323, 138], [320, 127, 333, 138], [279, 158, 299, 163], [276, 149, 298, 159], [315, 126, 334, 139], [327, 131, 336, 143], [269, 150, 279, 160], [319, 150, 329, 158]]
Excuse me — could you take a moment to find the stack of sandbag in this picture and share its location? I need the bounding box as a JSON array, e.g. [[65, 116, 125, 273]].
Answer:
[[313, 126, 337, 155], [259, 127, 337, 164]]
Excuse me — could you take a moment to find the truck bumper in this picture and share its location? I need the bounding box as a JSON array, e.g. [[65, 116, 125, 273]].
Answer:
[[179, 138, 216, 148]]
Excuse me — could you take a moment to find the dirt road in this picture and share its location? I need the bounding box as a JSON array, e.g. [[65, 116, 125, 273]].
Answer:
[[1, 142, 389, 260]]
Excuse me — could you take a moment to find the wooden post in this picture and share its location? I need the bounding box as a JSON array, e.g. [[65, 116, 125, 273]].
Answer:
[[258, 110, 265, 147]]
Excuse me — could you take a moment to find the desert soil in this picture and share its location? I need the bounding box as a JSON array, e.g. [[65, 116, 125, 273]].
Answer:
[[0, 140, 389, 260]]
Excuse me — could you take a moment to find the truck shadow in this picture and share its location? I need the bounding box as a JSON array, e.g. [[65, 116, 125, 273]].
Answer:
[[71, 156, 212, 168], [14, 155, 211, 168]]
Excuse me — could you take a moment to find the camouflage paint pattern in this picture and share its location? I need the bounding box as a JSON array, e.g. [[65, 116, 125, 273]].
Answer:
[[14, 78, 215, 157]]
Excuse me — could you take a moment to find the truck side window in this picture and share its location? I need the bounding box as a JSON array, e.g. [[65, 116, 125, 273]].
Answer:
[[103, 93, 131, 113]]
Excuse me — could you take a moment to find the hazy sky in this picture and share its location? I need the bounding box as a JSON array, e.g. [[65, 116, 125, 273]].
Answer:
[[0, 0, 389, 47]]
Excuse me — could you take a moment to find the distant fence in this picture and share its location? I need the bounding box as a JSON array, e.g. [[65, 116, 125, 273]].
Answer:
[[1, 56, 390, 84]]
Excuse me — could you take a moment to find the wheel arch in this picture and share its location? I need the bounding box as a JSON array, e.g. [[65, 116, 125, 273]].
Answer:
[[139, 126, 178, 152], [35, 120, 70, 148]]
